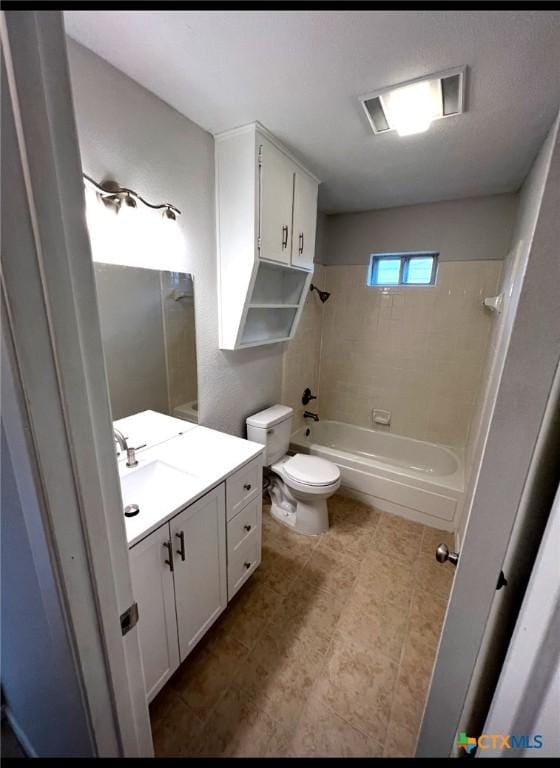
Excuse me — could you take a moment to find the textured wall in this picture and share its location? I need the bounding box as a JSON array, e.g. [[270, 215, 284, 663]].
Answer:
[[321, 194, 517, 266], [67, 39, 282, 436]]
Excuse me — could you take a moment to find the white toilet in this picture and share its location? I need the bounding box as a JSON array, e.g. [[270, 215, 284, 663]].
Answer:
[[246, 405, 341, 535]]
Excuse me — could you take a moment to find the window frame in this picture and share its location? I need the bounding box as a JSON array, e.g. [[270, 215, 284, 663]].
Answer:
[[367, 251, 439, 288]]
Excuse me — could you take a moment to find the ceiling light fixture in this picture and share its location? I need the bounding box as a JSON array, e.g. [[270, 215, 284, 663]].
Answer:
[[360, 67, 466, 138]]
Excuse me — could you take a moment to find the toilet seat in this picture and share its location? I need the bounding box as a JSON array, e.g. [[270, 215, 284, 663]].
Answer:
[[283, 454, 340, 487], [271, 453, 341, 494]]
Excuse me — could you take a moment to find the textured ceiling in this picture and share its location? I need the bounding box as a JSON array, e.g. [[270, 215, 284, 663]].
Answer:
[[64, 10, 560, 212]]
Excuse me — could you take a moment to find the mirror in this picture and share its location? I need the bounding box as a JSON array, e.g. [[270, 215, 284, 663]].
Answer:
[[93, 263, 198, 423]]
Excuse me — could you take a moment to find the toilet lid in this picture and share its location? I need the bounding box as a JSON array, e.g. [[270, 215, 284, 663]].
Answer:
[[283, 454, 340, 487]]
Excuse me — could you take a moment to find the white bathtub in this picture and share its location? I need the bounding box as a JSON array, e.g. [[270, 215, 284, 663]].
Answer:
[[290, 421, 464, 531]]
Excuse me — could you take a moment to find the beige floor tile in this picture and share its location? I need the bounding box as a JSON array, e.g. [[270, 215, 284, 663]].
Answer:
[[291, 692, 384, 758], [262, 510, 318, 558], [253, 545, 308, 596], [267, 581, 347, 654], [150, 500, 445, 760], [151, 694, 204, 757], [336, 589, 409, 662], [371, 513, 425, 561], [170, 630, 248, 718], [303, 541, 361, 596], [397, 639, 434, 703], [149, 684, 183, 731], [311, 633, 398, 744], [389, 679, 428, 733], [414, 559, 454, 601], [320, 518, 375, 560], [196, 683, 290, 757], [356, 549, 416, 609], [329, 495, 380, 529], [407, 586, 449, 654], [234, 636, 320, 732], [213, 578, 280, 649], [383, 720, 419, 757]]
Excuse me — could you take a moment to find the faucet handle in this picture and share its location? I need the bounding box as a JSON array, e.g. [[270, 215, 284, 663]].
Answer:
[[302, 388, 317, 406]]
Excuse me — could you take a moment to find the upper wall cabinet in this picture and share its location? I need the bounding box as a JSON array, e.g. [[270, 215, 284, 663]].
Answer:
[[215, 122, 319, 349]]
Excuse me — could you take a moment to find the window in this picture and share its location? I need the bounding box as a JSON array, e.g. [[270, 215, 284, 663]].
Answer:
[[367, 252, 438, 287]]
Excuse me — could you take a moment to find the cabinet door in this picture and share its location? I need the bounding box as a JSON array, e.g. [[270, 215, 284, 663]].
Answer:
[[258, 138, 294, 265], [129, 524, 179, 702], [291, 170, 318, 270], [170, 485, 227, 662]]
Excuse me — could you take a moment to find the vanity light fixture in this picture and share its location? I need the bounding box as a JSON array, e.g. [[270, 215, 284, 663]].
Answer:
[[83, 174, 181, 219], [360, 67, 466, 137]]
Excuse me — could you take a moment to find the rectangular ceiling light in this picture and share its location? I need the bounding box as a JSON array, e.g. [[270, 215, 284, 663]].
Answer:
[[360, 67, 466, 137]]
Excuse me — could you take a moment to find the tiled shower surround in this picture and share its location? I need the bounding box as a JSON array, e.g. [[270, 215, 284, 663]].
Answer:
[[283, 260, 501, 449]]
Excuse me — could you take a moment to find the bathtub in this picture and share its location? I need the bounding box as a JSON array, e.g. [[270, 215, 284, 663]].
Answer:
[[290, 421, 464, 531]]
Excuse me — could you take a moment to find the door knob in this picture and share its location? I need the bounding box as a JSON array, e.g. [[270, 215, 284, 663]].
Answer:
[[436, 543, 459, 567]]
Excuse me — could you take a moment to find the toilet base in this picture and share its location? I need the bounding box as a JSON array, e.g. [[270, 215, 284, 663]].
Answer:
[[269, 476, 330, 536]]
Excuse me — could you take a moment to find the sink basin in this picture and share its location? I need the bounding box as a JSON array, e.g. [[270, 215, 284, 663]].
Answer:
[[120, 460, 196, 521]]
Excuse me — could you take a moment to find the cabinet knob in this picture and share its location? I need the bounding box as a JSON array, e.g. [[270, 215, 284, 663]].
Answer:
[[299, 232, 304, 255], [281, 225, 288, 249], [244, 524, 252, 532], [244, 483, 252, 491], [244, 562, 252, 570]]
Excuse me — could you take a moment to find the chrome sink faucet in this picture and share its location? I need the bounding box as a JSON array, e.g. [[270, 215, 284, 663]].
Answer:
[[114, 428, 145, 468], [304, 411, 320, 422]]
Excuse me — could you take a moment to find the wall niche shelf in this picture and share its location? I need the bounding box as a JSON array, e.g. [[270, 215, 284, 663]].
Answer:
[[215, 122, 319, 349]]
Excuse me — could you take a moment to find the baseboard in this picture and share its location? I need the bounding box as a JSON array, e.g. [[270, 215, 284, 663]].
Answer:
[[4, 707, 37, 758]]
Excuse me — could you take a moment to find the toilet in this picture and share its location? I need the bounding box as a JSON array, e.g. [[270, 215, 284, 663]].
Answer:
[[246, 405, 341, 535]]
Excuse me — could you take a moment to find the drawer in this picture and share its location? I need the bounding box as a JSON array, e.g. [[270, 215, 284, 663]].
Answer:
[[227, 527, 261, 600], [226, 455, 262, 521], [227, 496, 260, 556]]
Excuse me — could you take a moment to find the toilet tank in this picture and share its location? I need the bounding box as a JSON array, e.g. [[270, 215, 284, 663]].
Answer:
[[246, 405, 293, 465]]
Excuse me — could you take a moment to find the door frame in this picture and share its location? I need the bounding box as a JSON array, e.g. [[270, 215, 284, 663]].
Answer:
[[417, 113, 560, 756], [1, 10, 152, 756]]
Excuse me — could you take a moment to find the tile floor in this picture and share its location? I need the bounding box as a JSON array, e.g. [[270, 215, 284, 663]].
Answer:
[[150, 494, 454, 758]]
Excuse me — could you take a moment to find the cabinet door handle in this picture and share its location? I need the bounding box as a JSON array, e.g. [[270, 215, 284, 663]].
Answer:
[[299, 232, 304, 254], [163, 541, 174, 572], [281, 225, 288, 249], [243, 483, 252, 491], [176, 530, 186, 561], [244, 562, 252, 570], [244, 524, 252, 532]]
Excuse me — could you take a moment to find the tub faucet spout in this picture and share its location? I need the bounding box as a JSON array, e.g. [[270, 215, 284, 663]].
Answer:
[[304, 411, 320, 422]]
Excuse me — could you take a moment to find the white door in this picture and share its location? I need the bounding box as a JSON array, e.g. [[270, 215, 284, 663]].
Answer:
[[291, 170, 318, 270], [129, 525, 180, 702], [170, 485, 227, 661], [416, 115, 560, 757], [258, 138, 294, 265]]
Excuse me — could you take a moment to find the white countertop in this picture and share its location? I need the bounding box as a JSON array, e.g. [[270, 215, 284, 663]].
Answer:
[[115, 412, 264, 547]]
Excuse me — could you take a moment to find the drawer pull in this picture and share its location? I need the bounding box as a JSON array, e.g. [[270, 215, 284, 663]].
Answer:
[[176, 530, 186, 561], [244, 524, 252, 532], [163, 541, 174, 572], [244, 562, 252, 570], [243, 483, 252, 491]]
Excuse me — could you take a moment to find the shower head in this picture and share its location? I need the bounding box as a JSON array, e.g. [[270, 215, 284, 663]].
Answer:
[[310, 283, 331, 303]]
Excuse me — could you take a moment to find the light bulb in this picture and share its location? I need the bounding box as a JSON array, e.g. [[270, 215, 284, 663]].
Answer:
[[382, 80, 441, 137]]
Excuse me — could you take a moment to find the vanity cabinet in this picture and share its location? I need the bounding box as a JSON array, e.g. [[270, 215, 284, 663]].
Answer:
[[130, 485, 227, 701], [128, 454, 263, 701], [170, 485, 227, 662], [215, 121, 319, 349], [129, 523, 180, 702]]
